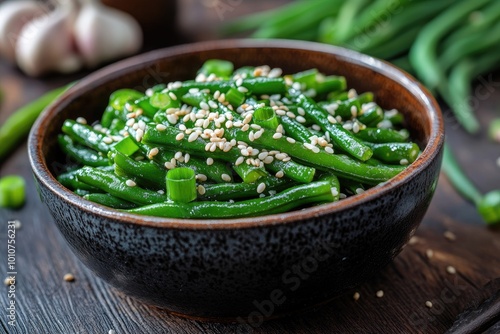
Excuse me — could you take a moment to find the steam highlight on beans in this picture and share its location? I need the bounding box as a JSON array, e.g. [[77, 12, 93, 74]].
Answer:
[[56, 59, 419, 219]]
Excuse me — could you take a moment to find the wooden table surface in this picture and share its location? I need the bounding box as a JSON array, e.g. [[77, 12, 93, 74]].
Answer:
[[1, 2, 500, 333]]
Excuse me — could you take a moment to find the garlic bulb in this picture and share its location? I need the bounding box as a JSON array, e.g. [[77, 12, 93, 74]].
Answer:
[[74, 0, 143, 68], [15, 2, 83, 77], [0, 1, 46, 63]]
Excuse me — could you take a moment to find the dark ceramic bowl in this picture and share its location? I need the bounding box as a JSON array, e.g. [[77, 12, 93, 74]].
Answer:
[[29, 40, 444, 321]]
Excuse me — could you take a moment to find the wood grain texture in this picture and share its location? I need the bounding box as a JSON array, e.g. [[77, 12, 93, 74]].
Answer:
[[1, 1, 500, 332]]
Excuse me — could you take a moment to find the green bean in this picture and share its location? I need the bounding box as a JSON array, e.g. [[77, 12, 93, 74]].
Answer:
[[57, 169, 101, 192], [229, 127, 404, 185], [199, 176, 292, 201], [62, 120, 115, 153], [439, 23, 500, 72], [443, 143, 500, 225], [333, 0, 370, 44], [75, 166, 168, 205], [297, 94, 372, 161], [143, 125, 316, 183], [127, 180, 334, 219], [113, 151, 166, 189], [353, 128, 409, 143], [280, 116, 316, 143], [0, 83, 72, 162], [409, 0, 491, 91], [367, 25, 421, 60], [440, 1, 500, 51], [83, 193, 137, 209], [364, 142, 420, 165], [352, 0, 454, 53], [58, 135, 110, 167]]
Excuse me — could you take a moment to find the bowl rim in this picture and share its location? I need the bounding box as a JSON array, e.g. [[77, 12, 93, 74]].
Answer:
[[29, 39, 444, 230]]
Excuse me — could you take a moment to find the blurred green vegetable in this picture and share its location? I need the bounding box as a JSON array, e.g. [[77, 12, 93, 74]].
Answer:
[[0, 83, 72, 163], [442, 144, 500, 226], [223, 0, 500, 135], [0, 175, 26, 209]]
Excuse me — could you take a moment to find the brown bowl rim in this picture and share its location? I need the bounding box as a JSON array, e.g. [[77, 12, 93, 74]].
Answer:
[[29, 39, 444, 230]]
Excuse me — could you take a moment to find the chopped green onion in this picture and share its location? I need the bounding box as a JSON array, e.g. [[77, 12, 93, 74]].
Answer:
[[292, 69, 318, 88], [114, 137, 139, 156], [110, 89, 143, 111], [225, 87, 246, 106], [478, 191, 500, 225], [253, 107, 280, 129], [166, 167, 197, 203], [0, 175, 26, 209], [150, 92, 179, 110], [198, 59, 234, 78], [233, 163, 267, 183]]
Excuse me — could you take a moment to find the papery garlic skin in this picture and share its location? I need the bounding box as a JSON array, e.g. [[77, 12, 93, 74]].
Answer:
[[0, 1, 46, 63], [74, 0, 143, 68], [15, 2, 83, 77]]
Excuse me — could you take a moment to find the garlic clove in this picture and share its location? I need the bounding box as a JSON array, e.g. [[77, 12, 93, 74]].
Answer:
[[15, 2, 83, 77], [74, 0, 143, 68], [0, 1, 47, 63]]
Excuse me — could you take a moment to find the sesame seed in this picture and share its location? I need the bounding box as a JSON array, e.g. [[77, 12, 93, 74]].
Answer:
[[355, 188, 364, 194], [425, 301, 433, 308], [400, 159, 409, 165], [172, 81, 183, 89], [184, 153, 190, 163], [174, 151, 183, 160], [243, 114, 253, 124], [135, 129, 144, 142], [426, 249, 434, 258], [200, 102, 209, 110], [156, 124, 167, 131], [312, 124, 321, 132], [264, 156, 274, 164], [276, 110, 286, 116], [325, 146, 334, 154], [197, 185, 206, 195], [126, 179, 136, 187], [331, 188, 339, 197], [237, 86, 248, 93], [148, 148, 159, 159], [196, 174, 207, 182], [257, 183, 266, 194], [251, 124, 262, 130], [286, 111, 296, 118], [286, 137, 296, 144], [347, 88, 357, 99], [275, 171, 284, 178], [206, 157, 214, 166], [168, 92, 178, 101], [343, 123, 353, 130], [353, 292, 360, 301], [157, 190, 165, 194], [326, 115, 337, 125], [268, 68, 282, 78], [64, 273, 75, 282], [254, 130, 263, 140], [446, 266, 457, 274], [175, 133, 184, 141], [339, 193, 347, 199], [109, 330, 116, 334], [444, 231, 456, 241], [103, 137, 113, 144], [496, 157, 500, 167], [376, 290, 384, 298], [209, 100, 218, 109], [241, 124, 250, 132], [165, 162, 175, 169], [353, 122, 360, 133], [350, 106, 358, 118], [408, 236, 419, 245], [126, 119, 135, 127], [235, 156, 245, 166], [275, 153, 287, 160], [236, 78, 243, 87], [188, 132, 199, 142], [273, 133, 283, 139], [76, 117, 87, 124], [221, 174, 231, 182], [249, 131, 255, 142], [296, 116, 306, 124]]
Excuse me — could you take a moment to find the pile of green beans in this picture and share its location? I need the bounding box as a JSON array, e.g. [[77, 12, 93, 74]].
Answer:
[[57, 60, 418, 219], [223, 0, 500, 134]]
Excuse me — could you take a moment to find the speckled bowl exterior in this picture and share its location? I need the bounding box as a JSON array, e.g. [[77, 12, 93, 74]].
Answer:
[[29, 40, 444, 321]]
